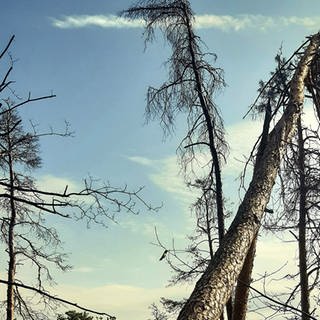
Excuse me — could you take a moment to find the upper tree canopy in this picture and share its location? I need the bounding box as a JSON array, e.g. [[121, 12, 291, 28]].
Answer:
[[122, 0, 227, 169], [0, 101, 41, 171]]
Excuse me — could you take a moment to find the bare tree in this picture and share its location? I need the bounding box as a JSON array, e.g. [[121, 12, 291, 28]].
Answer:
[[0, 35, 156, 320], [239, 48, 320, 319], [121, 1, 320, 318], [121, 0, 227, 240], [232, 51, 293, 320], [122, 0, 233, 318], [260, 114, 320, 319], [175, 33, 320, 320]]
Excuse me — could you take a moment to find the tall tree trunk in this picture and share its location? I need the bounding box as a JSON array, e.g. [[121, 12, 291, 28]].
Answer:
[[183, 6, 232, 319], [6, 121, 16, 320], [177, 33, 320, 320], [297, 117, 310, 319], [183, 2, 225, 245], [6, 198, 16, 320]]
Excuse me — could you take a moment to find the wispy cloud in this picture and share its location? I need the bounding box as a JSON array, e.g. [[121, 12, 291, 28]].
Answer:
[[126, 122, 259, 204], [36, 174, 79, 193], [127, 105, 320, 209], [195, 14, 274, 31], [127, 156, 155, 167], [51, 13, 320, 31], [225, 119, 263, 175], [129, 156, 198, 205], [128, 119, 262, 196], [196, 15, 320, 31], [51, 14, 143, 29]]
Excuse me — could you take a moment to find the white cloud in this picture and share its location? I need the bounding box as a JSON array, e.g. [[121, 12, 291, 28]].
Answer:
[[127, 156, 155, 167], [51, 14, 143, 29], [53, 283, 192, 320], [120, 215, 164, 237], [126, 104, 319, 211], [51, 14, 320, 32], [195, 14, 274, 31], [149, 157, 198, 203], [128, 155, 199, 206], [194, 14, 320, 31], [36, 174, 79, 193], [224, 104, 320, 177], [280, 16, 320, 29], [225, 119, 263, 176], [126, 119, 263, 204]]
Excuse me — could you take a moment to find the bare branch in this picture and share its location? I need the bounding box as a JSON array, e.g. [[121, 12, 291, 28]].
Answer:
[[0, 280, 116, 320]]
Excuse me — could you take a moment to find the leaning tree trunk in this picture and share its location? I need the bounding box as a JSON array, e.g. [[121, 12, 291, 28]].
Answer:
[[232, 98, 272, 320], [177, 33, 320, 320], [232, 238, 257, 320]]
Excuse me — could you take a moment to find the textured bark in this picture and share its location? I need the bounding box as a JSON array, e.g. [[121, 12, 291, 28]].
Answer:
[[177, 33, 320, 320], [297, 117, 310, 319], [232, 238, 257, 320], [232, 98, 271, 320]]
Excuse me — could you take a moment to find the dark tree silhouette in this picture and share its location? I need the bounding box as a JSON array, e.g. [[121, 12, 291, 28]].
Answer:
[[0, 35, 155, 320], [174, 31, 320, 320], [122, 0, 231, 318]]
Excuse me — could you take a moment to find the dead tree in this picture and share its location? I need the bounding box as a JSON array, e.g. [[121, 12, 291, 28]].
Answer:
[[0, 35, 155, 320], [122, 1, 231, 318], [176, 33, 320, 320]]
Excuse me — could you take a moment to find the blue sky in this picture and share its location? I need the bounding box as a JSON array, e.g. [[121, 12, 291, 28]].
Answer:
[[2, 1, 320, 319]]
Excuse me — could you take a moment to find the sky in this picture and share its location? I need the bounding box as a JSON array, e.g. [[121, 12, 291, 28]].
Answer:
[[1, 1, 320, 319]]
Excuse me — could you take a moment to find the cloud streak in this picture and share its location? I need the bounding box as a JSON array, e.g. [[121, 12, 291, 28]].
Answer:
[[51, 14, 320, 31], [51, 15, 143, 29]]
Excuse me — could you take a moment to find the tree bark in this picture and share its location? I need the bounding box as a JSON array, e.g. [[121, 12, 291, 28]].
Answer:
[[297, 117, 310, 319], [232, 237, 257, 320], [232, 98, 272, 320], [177, 33, 320, 320]]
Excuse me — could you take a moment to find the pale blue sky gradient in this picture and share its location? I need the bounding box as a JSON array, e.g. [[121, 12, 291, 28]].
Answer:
[[1, 1, 320, 319]]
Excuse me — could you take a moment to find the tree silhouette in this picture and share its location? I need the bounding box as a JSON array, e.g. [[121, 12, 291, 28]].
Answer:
[[0, 35, 155, 320], [122, 0, 231, 318]]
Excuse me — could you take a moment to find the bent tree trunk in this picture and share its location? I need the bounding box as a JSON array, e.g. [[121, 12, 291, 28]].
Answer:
[[177, 33, 320, 320]]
